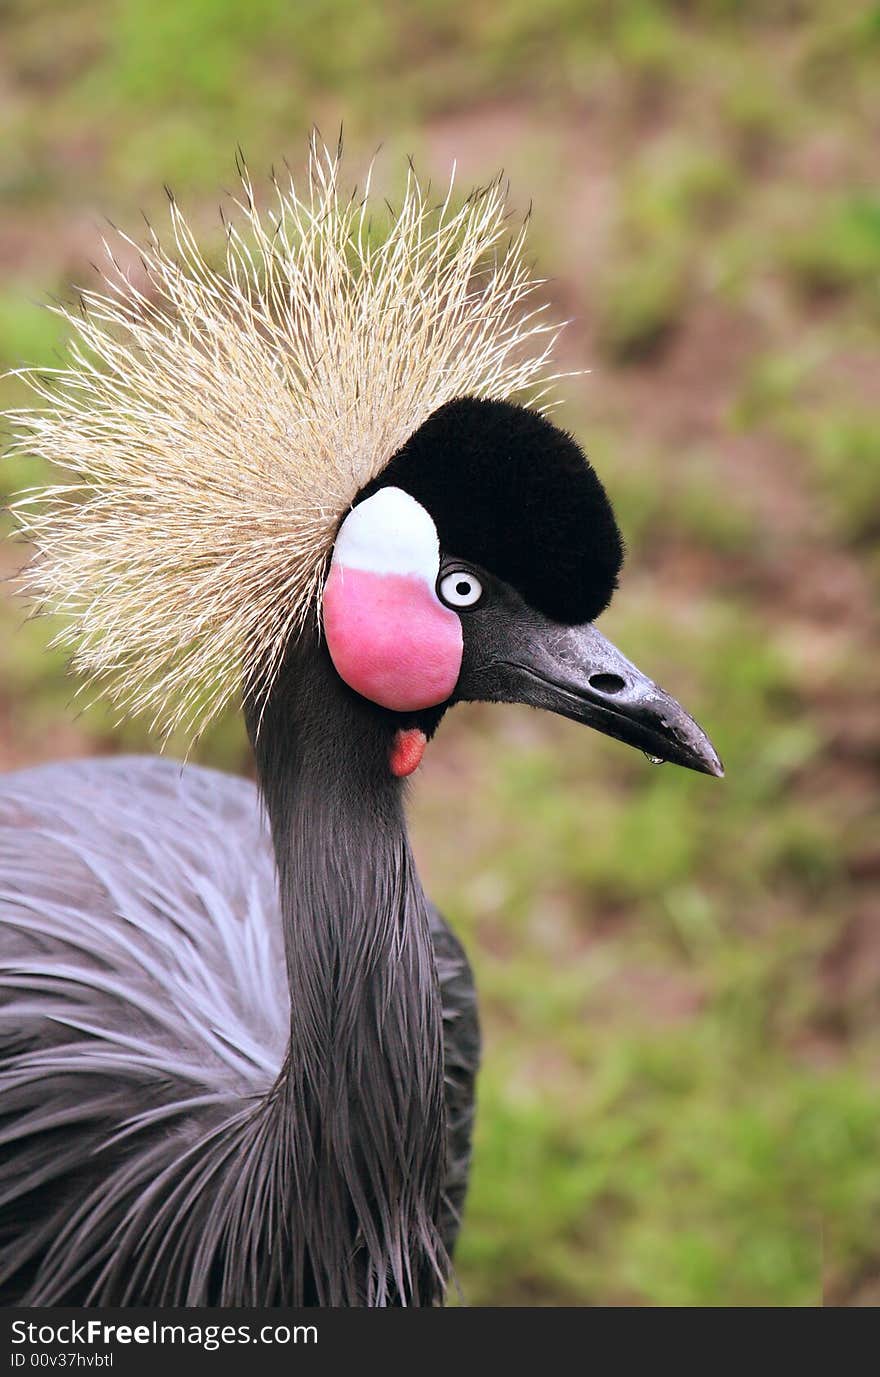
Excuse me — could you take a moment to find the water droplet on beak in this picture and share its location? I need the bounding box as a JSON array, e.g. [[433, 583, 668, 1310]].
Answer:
[[644, 753, 665, 766]]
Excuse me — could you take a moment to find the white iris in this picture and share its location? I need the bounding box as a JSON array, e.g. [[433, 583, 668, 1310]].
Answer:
[[438, 570, 483, 609]]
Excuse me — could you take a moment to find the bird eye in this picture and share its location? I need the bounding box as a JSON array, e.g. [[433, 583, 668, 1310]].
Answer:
[[438, 569, 483, 609]]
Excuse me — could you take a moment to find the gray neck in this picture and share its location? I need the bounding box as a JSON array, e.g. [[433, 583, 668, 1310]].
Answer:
[[247, 632, 447, 1306]]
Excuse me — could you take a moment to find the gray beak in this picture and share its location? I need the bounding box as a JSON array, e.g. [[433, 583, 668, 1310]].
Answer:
[[466, 618, 724, 778]]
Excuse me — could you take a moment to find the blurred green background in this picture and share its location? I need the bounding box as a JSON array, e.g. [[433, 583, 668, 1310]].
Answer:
[[2, 0, 879, 1306]]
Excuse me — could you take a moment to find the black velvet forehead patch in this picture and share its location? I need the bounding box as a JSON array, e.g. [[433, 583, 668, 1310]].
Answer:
[[362, 396, 624, 625]]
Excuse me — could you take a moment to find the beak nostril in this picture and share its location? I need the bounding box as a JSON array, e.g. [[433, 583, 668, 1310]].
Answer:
[[589, 672, 627, 695]]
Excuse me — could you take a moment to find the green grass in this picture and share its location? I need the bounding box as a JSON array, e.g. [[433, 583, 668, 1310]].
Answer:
[[2, 0, 879, 1306], [460, 1039, 875, 1306], [734, 349, 880, 557], [781, 195, 880, 307], [0, 287, 68, 371], [596, 246, 690, 363]]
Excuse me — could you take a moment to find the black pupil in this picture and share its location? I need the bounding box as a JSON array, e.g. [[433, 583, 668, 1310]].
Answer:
[[456, 580, 471, 597]]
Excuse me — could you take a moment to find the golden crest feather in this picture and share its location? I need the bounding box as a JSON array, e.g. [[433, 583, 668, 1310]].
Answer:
[[5, 139, 563, 741]]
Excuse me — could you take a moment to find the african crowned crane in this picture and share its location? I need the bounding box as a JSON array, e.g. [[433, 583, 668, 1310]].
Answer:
[[0, 144, 722, 1307]]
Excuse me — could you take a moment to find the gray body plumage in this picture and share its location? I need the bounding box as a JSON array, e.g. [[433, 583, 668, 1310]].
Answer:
[[0, 755, 478, 1305]]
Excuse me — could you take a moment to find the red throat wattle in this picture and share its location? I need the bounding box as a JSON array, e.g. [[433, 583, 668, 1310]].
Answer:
[[389, 728, 427, 778]]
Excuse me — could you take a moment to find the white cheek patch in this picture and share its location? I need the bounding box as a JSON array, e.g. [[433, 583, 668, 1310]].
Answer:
[[331, 487, 440, 584], [324, 485, 463, 714]]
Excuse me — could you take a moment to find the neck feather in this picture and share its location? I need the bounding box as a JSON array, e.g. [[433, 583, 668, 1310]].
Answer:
[[247, 631, 447, 1306]]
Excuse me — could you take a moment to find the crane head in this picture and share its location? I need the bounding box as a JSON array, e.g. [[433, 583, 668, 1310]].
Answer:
[[6, 139, 720, 774], [324, 396, 722, 778]]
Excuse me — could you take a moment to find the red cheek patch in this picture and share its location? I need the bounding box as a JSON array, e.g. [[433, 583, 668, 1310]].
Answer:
[[323, 565, 463, 712]]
